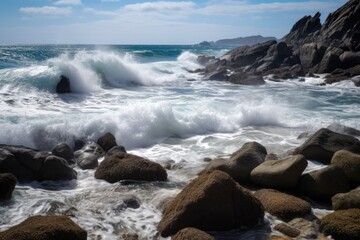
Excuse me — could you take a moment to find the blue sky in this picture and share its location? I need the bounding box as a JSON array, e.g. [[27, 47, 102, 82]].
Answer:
[[0, 0, 346, 44]]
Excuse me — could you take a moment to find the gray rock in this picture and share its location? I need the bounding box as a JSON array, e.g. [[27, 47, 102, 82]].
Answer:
[[56, 75, 71, 94], [0, 172, 17, 201], [52, 142, 74, 164], [76, 152, 98, 170], [39, 156, 77, 181], [97, 132, 117, 152]]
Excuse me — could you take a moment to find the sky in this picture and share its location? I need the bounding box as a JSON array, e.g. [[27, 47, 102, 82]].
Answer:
[[0, 0, 347, 45]]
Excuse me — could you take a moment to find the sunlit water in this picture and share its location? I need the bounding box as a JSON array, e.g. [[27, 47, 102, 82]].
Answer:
[[0, 45, 359, 239]]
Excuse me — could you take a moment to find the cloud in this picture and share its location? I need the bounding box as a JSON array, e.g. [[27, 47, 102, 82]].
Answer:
[[55, 0, 82, 5], [123, 1, 196, 12], [19, 6, 72, 15], [84, 8, 117, 16]]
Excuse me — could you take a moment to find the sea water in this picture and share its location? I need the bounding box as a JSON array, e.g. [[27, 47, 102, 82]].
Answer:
[[0, 45, 359, 239]]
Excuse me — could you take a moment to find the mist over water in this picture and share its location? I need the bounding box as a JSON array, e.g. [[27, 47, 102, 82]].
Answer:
[[0, 45, 359, 239]]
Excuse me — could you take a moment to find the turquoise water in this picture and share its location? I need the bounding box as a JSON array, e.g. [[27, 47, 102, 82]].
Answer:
[[0, 45, 359, 239]]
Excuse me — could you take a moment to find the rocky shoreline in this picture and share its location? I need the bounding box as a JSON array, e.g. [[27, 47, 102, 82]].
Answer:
[[195, 0, 360, 87], [1, 125, 360, 239]]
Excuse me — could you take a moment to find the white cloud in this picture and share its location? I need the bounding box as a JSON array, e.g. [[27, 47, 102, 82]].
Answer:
[[84, 8, 117, 16], [19, 6, 72, 15], [55, 0, 82, 5], [123, 1, 195, 12]]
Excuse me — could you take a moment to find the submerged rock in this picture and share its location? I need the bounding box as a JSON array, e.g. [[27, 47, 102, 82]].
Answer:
[[254, 189, 311, 220], [56, 75, 71, 94], [0, 215, 87, 240], [158, 170, 264, 237], [172, 227, 214, 240], [0, 172, 17, 201], [95, 152, 167, 183], [319, 209, 360, 240]]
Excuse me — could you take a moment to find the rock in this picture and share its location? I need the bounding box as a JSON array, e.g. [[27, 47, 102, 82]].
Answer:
[[293, 128, 360, 163], [332, 187, 360, 210], [56, 75, 71, 94], [327, 123, 360, 137], [0, 172, 17, 201], [267, 236, 292, 240], [95, 152, 167, 183], [76, 152, 98, 170], [40, 155, 77, 181], [319, 209, 360, 240], [97, 132, 117, 152], [197, 55, 216, 66], [0, 148, 35, 181], [76, 142, 104, 157], [172, 228, 214, 240], [228, 72, 265, 85], [299, 43, 323, 69], [0, 215, 87, 240], [274, 223, 300, 238], [121, 233, 139, 240], [105, 145, 127, 157], [339, 51, 360, 69], [353, 76, 360, 87], [254, 189, 311, 220], [158, 170, 264, 237], [318, 47, 343, 73], [52, 142, 74, 164], [203, 142, 267, 182], [331, 150, 360, 185], [250, 154, 307, 189], [298, 166, 350, 201], [288, 218, 319, 239], [205, 68, 228, 81]]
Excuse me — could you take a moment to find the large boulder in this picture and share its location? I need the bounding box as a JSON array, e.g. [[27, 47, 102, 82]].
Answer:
[[293, 128, 360, 164], [332, 187, 360, 210], [0, 172, 17, 201], [298, 166, 350, 201], [52, 142, 74, 164], [39, 156, 77, 181], [0, 215, 87, 240], [203, 142, 266, 183], [299, 43, 323, 69], [76, 152, 98, 170], [254, 189, 311, 220], [158, 170, 264, 237], [319, 209, 360, 240], [95, 152, 167, 183], [250, 154, 307, 189], [318, 47, 343, 73], [0, 148, 35, 181], [331, 150, 360, 185], [339, 51, 360, 69], [97, 132, 118, 152], [172, 228, 214, 240], [228, 72, 265, 85], [56, 75, 71, 94]]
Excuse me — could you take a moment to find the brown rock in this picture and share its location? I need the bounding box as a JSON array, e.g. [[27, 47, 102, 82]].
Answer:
[[0, 172, 17, 201], [287, 218, 319, 239], [332, 187, 360, 210], [158, 170, 264, 237], [298, 166, 350, 201], [331, 150, 360, 185], [172, 228, 214, 240], [97, 132, 117, 152], [0, 215, 87, 240], [254, 189, 311, 220], [319, 209, 360, 240], [95, 152, 167, 183], [250, 154, 307, 189], [274, 223, 300, 238]]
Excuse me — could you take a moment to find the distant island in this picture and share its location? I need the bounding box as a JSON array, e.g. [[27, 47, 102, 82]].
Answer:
[[198, 35, 278, 47]]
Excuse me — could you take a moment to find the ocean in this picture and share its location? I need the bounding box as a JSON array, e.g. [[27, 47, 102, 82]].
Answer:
[[0, 44, 359, 239]]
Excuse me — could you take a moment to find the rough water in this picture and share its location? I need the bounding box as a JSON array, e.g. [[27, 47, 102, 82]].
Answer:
[[0, 45, 359, 239]]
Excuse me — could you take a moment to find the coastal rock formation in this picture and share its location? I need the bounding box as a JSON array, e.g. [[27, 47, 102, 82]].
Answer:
[[56, 75, 71, 94], [52, 142, 74, 164], [95, 152, 167, 183], [254, 189, 311, 220], [0, 215, 87, 240], [319, 209, 360, 240], [293, 128, 360, 163], [203, 142, 267, 182], [172, 228, 214, 240], [331, 150, 360, 185], [0, 172, 16, 201], [0, 145, 77, 182], [332, 187, 360, 210], [250, 154, 307, 189], [158, 170, 264, 237], [198, 0, 360, 85], [298, 166, 350, 201]]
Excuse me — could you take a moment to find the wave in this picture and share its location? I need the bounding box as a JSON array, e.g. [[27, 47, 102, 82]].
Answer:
[[0, 50, 202, 94]]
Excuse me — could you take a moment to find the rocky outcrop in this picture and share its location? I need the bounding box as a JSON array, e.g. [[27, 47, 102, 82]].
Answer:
[[332, 187, 360, 210], [203, 142, 267, 182], [254, 189, 311, 220], [172, 228, 214, 240], [250, 154, 307, 189], [56, 75, 71, 94], [0, 215, 87, 240], [298, 166, 350, 201], [95, 152, 167, 183], [158, 170, 264, 237], [0, 172, 16, 201], [331, 150, 360, 185], [0, 145, 77, 182], [293, 128, 360, 163], [319, 209, 360, 240]]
